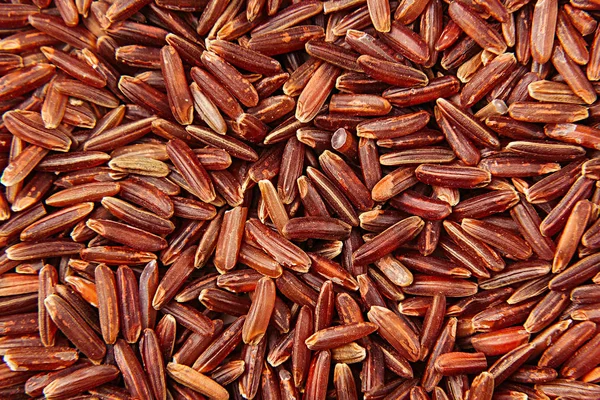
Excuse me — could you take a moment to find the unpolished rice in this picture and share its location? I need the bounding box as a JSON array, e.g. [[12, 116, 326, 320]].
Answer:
[[1, 1, 600, 399]]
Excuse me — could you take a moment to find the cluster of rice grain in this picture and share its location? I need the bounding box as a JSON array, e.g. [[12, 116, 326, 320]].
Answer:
[[1, 0, 600, 399]]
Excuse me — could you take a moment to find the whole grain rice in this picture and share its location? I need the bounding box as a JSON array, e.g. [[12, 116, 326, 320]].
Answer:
[[0, 1, 600, 398]]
